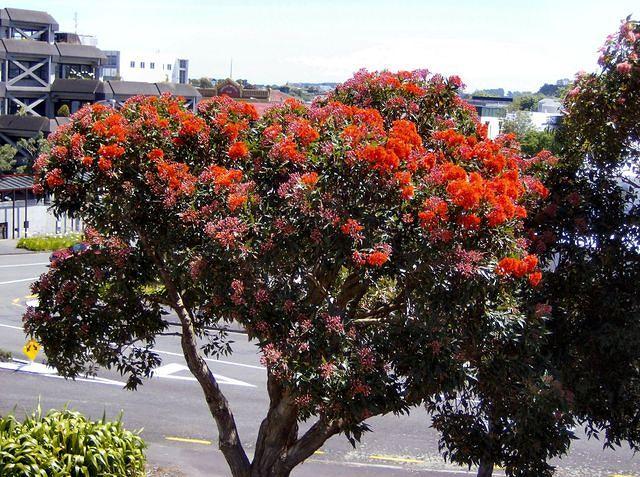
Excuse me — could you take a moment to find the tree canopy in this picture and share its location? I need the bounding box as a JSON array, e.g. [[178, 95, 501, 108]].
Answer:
[[23, 18, 640, 477]]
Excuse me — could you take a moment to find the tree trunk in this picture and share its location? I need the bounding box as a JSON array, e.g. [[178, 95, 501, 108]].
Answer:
[[251, 375, 298, 477], [477, 460, 494, 477], [145, 243, 251, 477]]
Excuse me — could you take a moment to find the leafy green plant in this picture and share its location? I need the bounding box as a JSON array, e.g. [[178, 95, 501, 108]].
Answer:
[[17, 234, 83, 252], [0, 407, 146, 477], [0, 348, 11, 362]]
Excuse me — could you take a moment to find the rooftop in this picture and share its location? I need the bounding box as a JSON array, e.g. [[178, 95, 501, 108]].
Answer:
[[0, 174, 34, 193], [0, 8, 59, 30]]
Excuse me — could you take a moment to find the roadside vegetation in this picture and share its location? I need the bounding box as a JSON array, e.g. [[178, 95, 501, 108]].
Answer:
[[16, 233, 83, 252], [0, 348, 11, 362], [0, 407, 146, 477]]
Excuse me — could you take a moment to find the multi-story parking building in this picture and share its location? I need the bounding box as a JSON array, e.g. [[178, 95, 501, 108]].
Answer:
[[0, 7, 200, 239], [0, 7, 199, 165]]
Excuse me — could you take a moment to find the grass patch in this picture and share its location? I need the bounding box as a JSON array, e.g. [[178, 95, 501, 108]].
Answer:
[[0, 348, 11, 362], [16, 233, 83, 252]]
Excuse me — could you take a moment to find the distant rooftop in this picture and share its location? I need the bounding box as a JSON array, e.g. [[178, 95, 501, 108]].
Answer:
[[470, 95, 513, 103], [0, 7, 59, 30]]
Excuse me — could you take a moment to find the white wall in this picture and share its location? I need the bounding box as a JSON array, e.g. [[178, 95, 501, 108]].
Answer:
[[0, 201, 82, 239], [118, 52, 179, 83], [528, 112, 562, 131], [479, 116, 503, 139]]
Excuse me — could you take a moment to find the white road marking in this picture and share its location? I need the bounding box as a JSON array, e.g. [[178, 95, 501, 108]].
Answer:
[[0, 359, 126, 386], [153, 363, 255, 387], [0, 323, 23, 331], [0, 277, 39, 285], [153, 349, 265, 371], [0, 262, 48, 268], [0, 322, 263, 385]]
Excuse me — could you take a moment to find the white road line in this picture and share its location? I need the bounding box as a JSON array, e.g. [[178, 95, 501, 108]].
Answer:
[[153, 363, 255, 387], [0, 359, 126, 387], [0, 325, 265, 371], [153, 349, 265, 371], [0, 277, 39, 285], [0, 323, 23, 331], [0, 262, 48, 268]]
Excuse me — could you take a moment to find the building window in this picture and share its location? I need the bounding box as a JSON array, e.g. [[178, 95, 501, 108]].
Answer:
[[140, 62, 145, 69], [130, 61, 135, 68], [150, 62, 155, 69], [179, 70, 187, 84], [179, 59, 187, 68], [59, 64, 96, 80], [167, 64, 172, 71]]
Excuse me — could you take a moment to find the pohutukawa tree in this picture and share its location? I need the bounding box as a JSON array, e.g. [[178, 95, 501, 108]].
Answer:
[[531, 16, 640, 459], [27, 69, 566, 477]]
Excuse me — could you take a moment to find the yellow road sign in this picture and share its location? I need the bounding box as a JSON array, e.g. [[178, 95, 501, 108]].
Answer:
[[22, 339, 40, 361]]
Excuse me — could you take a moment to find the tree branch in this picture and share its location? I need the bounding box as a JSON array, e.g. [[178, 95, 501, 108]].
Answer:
[[280, 418, 343, 471]]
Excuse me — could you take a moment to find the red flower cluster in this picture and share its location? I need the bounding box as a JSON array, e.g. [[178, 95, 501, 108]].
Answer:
[[496, 255, 542, 286], [367, 250, 390, 267], [419, 197, 449, 228], [341, 218, 364, 239], [45, 168, 65, 188], [287, 119, 320, 147], [300, 172, 319, 187], [91, 110, 128, 142], [155, 159, 196, 196], [228, 141, 249, 160], [269, 137, 306, 164]]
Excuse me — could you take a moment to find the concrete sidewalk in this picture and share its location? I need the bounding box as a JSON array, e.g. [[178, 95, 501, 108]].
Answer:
[[0, 239, 34, 255]]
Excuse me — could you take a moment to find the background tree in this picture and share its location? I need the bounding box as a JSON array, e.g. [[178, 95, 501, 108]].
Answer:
[[14, 134, 49, 174], [532, 16, 640, 456], [199, 77, 214, 88], [25, 70, 563, 477], [520, 129, 561, 156], [501, 110, 535, 138], [509, 93, 544, 112], [0, 144, 17, 173], [57, 104, 70, 117], [470, 88, 505, 97]]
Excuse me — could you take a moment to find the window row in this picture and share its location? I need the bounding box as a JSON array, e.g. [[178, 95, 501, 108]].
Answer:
[[128, 61, 172, 70]]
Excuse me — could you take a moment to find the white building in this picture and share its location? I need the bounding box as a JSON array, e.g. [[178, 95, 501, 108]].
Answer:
[[104, 51, 189, 84], [537, 98, 562, 114]]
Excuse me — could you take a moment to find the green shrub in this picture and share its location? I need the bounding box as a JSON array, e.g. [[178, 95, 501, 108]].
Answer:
[[16, 234, 83, 252], [0, 348, 10, 362], [0, 407, 146, 476]]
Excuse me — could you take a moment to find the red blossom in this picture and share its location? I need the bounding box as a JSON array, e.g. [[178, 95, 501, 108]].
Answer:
[[367, 250, 390, 267], [228, 141, 250, 160]]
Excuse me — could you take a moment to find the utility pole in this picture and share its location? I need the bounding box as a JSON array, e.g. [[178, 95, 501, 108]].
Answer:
[[74, 12, 78, 34], [230, 58, 233, 79]]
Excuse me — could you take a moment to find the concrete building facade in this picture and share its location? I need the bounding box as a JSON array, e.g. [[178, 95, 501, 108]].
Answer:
[[0, 7, 199, 165], [105, 51, 189, 84]]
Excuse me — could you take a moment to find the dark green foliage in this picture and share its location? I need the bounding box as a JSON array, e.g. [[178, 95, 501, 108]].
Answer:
[[532, 17, 640, 457]]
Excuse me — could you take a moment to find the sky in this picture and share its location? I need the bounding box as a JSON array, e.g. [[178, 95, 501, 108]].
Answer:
[[16, 0, 640, 92]]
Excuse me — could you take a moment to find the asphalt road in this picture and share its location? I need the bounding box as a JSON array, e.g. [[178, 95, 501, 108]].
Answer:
[[0, 251, 638, 477]]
